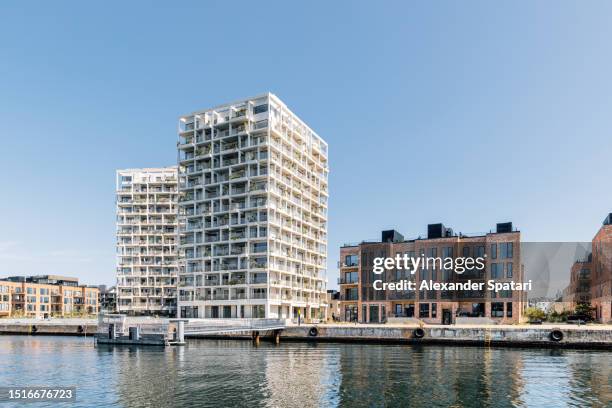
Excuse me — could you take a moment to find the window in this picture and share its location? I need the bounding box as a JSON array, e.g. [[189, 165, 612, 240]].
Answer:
[[394, 304, 402, 316], [501, 242, 513, 259], [345, 254, 358, 267], [369, 305, 380, 323], [476, 246, 485, 258], [506, 262, 513, 278], [491, 263, 502, 279], [492, 302, 504, 317], [344, 271, 358, 283], [345, 305, 358, 322], [463, 246, 470, 257], [428, 247, 437, 258], [442, 247, 453, 258], [506, 302, 513, 317], [419, 303, 430, 318], [253, 104, 268, 114], [346, 288, 358, 301], [431, 303, 437, 318], [490, 244, 497, 259]]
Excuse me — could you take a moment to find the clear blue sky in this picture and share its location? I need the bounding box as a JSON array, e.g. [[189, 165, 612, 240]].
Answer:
[[1, 1, 611, 287]]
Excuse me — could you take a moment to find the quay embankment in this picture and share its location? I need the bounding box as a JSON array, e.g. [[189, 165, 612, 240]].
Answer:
[[189, 323, 612, 350], [0, 319, 97, 336], [1, 319, 611, 349]]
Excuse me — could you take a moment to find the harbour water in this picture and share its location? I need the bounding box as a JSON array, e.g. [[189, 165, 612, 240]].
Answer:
[[0, 336, 610, 407]]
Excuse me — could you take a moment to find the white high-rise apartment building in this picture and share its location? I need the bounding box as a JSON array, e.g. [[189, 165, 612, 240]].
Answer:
[[116, 167, 179, 316], [177, 93, 329, 320]]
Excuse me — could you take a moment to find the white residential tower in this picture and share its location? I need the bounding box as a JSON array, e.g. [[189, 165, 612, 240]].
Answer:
[[177, 93, 328, 320], [116, 167, 179, 316]]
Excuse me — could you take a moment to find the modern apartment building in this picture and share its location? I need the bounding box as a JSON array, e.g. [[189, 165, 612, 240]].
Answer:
[[591, 213, 612, 322], [177, 93, 328, 320], [339, 222, 525, 324], [116, 167, 179, 317], [98, 285, 117, 313], [0, 275, 99, 318]]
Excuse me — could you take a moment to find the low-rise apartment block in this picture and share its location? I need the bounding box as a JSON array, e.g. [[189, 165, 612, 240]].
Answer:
[[0, 275, 99, 318], [116, 167, 179, 317], [339, 222, 525, 324]]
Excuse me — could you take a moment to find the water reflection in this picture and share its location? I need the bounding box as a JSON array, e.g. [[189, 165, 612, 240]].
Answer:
[[0, 336, 609, 407]]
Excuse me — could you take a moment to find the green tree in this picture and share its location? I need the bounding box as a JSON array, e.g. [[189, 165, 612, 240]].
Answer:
[[574, 303, 594, 318], [525, 307, 545, 321]]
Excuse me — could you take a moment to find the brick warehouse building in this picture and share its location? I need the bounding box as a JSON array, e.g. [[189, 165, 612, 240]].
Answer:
[[339, 222, 526, 324], [562, 254, 592, 307], [591, 213, 612, 322]]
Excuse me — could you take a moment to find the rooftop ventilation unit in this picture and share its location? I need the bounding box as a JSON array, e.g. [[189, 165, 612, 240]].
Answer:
[[381, 230, 404, 243], [496, 222, 513, 233]]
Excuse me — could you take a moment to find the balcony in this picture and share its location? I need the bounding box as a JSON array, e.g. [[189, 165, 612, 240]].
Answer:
[[228, 278, 246, 285], [250, 277, 267, 284]]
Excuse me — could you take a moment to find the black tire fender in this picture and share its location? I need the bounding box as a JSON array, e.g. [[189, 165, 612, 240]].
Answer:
[[308, 327, 319, 337], [413, 328, 425, 338], [550, 329, 564, 342]]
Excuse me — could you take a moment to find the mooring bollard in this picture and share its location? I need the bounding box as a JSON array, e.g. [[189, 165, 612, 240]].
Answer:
[[252, 330, 260, 346]]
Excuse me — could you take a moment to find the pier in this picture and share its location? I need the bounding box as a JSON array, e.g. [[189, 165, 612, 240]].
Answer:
[[94, 315, 289, 346]]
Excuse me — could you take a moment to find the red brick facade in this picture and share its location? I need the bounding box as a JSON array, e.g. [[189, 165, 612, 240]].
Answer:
[[591, 216, 612, 323], [338, 225, 526, 324]]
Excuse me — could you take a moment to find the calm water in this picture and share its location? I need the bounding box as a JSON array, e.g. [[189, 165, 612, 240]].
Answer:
[[0, 336, 610, 407]]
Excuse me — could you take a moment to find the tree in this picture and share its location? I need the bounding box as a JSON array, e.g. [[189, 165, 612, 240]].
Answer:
[[525, 307, 545, 321], [574, 303, 594, 318]]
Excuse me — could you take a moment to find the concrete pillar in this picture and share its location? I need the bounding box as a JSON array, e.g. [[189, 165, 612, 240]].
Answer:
[[169, 319, 188, 345]]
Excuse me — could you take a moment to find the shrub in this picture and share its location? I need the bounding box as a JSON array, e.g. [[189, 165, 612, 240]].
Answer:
[[525, 307, 545, 321]]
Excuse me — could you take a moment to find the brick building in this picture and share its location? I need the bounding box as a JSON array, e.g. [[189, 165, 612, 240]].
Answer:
[[562, 254, 592, 307], [338, 222, 526, 324], [0, 275, 99, 318], [591, 213, 612, 322]]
